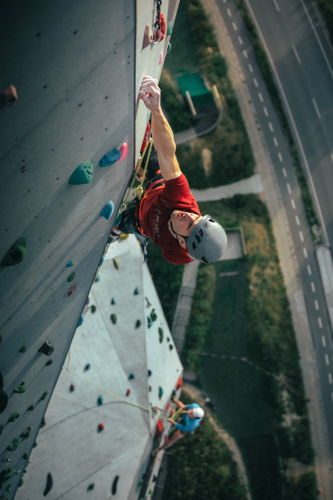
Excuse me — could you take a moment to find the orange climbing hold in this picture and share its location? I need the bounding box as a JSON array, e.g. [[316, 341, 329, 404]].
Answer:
[[153, 13, 166, 43]]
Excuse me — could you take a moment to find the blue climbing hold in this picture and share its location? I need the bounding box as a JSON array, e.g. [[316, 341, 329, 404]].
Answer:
[[99, 148, 121, 167], [66, 260, 74, 268], [68, 161, 94, 185], [77, 316, 84, 327], [99, 256, 104, 266], [100, 200, 114, 220]]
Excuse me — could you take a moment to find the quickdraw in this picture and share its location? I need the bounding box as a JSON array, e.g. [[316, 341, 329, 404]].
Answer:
[[152, 0, 166, 44]]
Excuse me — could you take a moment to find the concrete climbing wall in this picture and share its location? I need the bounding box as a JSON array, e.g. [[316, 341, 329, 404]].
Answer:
[[0, 0, 180, 497]]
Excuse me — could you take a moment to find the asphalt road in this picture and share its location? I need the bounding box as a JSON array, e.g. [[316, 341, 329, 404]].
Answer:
[[214, 0, 333, 493], [245, 0, 333, 248]]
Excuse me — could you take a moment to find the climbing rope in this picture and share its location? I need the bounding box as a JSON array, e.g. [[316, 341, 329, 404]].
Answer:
[[65, 364, 174, 422]]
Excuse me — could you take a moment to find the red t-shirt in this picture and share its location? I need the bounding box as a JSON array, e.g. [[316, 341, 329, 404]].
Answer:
[[138, 173, 201, 265]]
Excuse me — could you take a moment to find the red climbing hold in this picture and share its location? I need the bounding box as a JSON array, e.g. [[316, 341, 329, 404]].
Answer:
[[176, 377, 183, 389], [64, 284, 77, 298], [97, 423, 105, 432], [140, 123, 151, 154], [119, 142, 129, 161], [142, 25, 153, 49], [126, 389, 131, 397], [153, 13, 166, 43]]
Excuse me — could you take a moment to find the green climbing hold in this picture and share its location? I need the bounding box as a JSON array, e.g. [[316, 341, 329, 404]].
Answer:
[[158, 327, 164, 343], [133, 287, 139, 295], [97, 395, 104, 406], [14, 382, 26, 393], [158, 386, 164, 399], [20, 427, 31, 440], [19, 345, 27, 353], [128, 373, 135, 380], [135, 319, 141, 329], [87, 483, 95, 491], [110, 313, 117, 325], [67, 272, 75, 282], [68, 161, 94, 185], [167, 21, 173, 35], [150, 309, 157, 322], [1, 238, 27, 267], [7, 438, 20, 451], [111, 298, 116, 305], [8, 411, 20, 423], [91, 305, 96, 313]]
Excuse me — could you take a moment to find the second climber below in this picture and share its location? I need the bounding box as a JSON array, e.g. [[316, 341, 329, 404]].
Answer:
[[111, 75, 227, 265]]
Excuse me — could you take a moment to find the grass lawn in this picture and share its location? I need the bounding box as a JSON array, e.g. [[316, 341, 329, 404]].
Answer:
[[200, 259, 283, 500]]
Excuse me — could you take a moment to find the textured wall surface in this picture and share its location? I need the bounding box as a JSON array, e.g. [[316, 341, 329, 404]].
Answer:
[[0, 0, 179, 497]]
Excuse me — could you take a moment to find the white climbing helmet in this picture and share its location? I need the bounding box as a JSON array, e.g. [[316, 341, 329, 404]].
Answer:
[[192, 407, 204, 419], [187, 215, 227, 263]]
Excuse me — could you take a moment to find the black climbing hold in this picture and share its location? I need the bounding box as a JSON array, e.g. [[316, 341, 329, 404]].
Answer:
[[147, 369, 152, 377], [1, 238, 27, 267], [135, 319, 141, 329], [158, 327, 164, 343], [7, 438, 20, 451], [19, 345, 27, 353], [91, 305, 96, 313], [26, 405, 34, 412], [84, 363, 90, 371], [169, 344, 174, 351], [68, 161, 94, 185], [14, 382, 26, 393], [38, 341, 54, 356], [128, 374, 135, 380], [43, 472, 53, 496], [133, 287, 139, 295], [69, 384, 75, 392], [45, 359, 53, 366], [110, 313, 117, 325], [97, 395, 104, 406], [149, 385, 152, 392], [0, 389, 8, 413], [38, 391, 48, 402], [20, 427, 31, 439], [87, 483, 95, 491], [150, 309, 157, 322], [40, 418, 46, 428], [111, 475, 119, 495], [8, 411, 20, 423], [111, 298, 116, 305], [67, 271, 75, 282]]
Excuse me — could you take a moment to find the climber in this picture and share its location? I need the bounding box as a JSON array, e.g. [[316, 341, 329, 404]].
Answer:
[[110, 75, 227, 265], [155, 397, 204, 452]]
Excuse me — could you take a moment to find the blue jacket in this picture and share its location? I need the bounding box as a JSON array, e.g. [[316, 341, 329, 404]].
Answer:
[[175, 403, 202, 433]]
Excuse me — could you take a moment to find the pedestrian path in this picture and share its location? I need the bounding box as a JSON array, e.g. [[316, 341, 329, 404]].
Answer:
[[191, 173, 263, 201]]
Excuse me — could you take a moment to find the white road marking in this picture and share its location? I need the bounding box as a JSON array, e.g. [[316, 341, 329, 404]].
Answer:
[[329, 373, 332, 384], [258, 92, 263, 102], [322, 335, 327, 347], [268, 122, 274, 132], [325, 353, 329, 365], [232, 22, 238, 31], [314, 299, 319, 310], [243, 50, 248, 59], [287, 183, 292, 194], [312, 97, 321, 119], [248, 63, 253, 72], [273, 137, 279, 147], [295, 215, 300, 225], [318, 317, 323, 329], [299, 231, 304, 242], [292, 44, 301, 64], [238, 36, 243, 46], [227, 8, 232, 17], [303, 247, 308, 258], [273, 0, 280, 12], [278, 152, 283, 162], [291, 198, 296, 209], [253, 77, 258, 87], [307, 264, 312, 276], [331, 393, 333, 403], [263, 107, 268, 117], [311, 281, 316, 293], [282, 168, 287, 178]]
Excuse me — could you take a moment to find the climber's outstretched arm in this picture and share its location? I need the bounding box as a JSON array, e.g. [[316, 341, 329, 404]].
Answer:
[[138, 75, 181, 181]]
